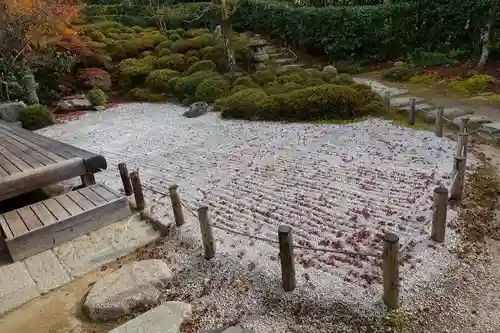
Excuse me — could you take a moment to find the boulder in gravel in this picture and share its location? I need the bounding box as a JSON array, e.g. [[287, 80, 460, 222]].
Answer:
[[452, 115, 491, 130], [0, 101, 26, 122], [56, 94, 93, 113], [83, 259, 173, 321], [183, 102, 212, 118], [109, 301, 192, 333], [322, 65, 338, 75]]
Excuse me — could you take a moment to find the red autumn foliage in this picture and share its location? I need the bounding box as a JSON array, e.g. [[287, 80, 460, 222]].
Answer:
[[77, 68, 112, 91], [53, 35, 110, 67]]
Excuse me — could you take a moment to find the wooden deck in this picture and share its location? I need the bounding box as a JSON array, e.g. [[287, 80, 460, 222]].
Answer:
[[0, 184, 131, 261], [0, 122, 107, 201]]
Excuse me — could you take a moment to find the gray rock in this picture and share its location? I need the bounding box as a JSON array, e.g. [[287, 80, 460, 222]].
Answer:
[[95, 106, 106, 111], [452, 115, 490, 130], [56, 95, 93, 112], [109, 301, 192, 333], [183, 102, 212, 118], [394, 61, 405, 67], [248, 38, 271, 48], [253, 52, 269, 62], [0, 101, 26, 122], [83, 259, 173, 321], [213, 25, 222, 41], [322, 65, 338, 75], [480, 122, 500, 138], [424, 108, 473, 124], [390, 96, 423, 107]]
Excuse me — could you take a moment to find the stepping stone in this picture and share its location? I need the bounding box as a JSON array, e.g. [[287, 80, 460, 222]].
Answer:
[[110, 301, 192, 333], [202, 326, 253, 333], [279, 63, 306, 71], [274, 58, 296, 65], [382, 87, 409, 97], [390, 96, 423, 107], [399, 103, 435, 112], [424, 108, 473, 124], [480, 122, 500, 138], [451, 115, 491, 130]]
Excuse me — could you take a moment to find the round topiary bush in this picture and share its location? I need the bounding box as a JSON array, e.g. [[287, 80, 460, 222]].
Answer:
[[156, 40, 173, 51], [329, 73, 355, 85], [87, 87, 109, 106], [168, 77, 180, 92], [157, 48, 172, 57], [220, 88, 268, 119], [186, 56, 199, 68], [19, 104, 54, 130], [184, 28, 210, 38], [195, 76, 230, 102], [184, 60, 217, 75], [265, 81, 305, 95], [174, 70, 218, 102], [233, 76, 259, 88], [156, 54, 187, 72], [130, 88, 168, 102], [383, 66, 420, 82], [169, 33, 181, 41], [119, 56, 157, 85], [145, 69, 180, 92], [252, 68, 277, 86], [77, 68, 112, 91]]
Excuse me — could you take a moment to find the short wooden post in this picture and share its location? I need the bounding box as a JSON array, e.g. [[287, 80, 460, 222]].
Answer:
[[169, 185, 185, 227], [80, 174, 96, 187], [431, 186, 448, 242], [118, 163, 133, 196], [130, 171, 145, 211], [383, 233, 399, 309], [197, 206, 215, 259], [461, 133, 469, 161], [408, 98, 416, 125], [278, 225, 296, 292], [435, 107, 444, 137], [459, 116, 470, 133], [450, 156, 466, 201], [384, 91, 391, 113]]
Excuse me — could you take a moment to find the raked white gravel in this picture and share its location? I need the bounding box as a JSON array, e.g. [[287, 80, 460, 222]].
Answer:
[[39, 103, 470, 328]]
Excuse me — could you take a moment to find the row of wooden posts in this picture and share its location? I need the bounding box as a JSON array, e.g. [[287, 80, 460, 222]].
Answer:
[[115, 114, 469, 310]]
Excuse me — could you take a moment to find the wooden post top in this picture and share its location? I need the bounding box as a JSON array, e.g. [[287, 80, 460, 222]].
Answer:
[[198, 206, 208, 213], [278, 225, 292, 234], [169, 184, 179, 190], [384, 233, 399, 243], [434, 185, 448, 193]]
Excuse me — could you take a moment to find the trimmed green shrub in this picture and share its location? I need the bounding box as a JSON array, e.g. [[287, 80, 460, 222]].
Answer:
[[220, 88, 268, 119], [130, 88, 168, 102], [330, 73, 355, 85], [20, 105, 54, 130], [88, 87, 109, 106], [121, 34, 168, 58], [141, 51, 153, 57], [168, 77, 180, 92], [145, 69, 181, 92], [157, 48, 172, 57], [169, 33, 181, 41], [195, 76, 230, 102], [452, 74, 498, 94], [186, 56, 200, 68], [184, 28, 210, 38], [265, 81, 305, 95], [156, 53, 187, 71], [175, 70, 218, 101], [277, 70, 326, 86], [201, 45, 228, 72], [233, 76, 258, 88], [156, 40, 173, 51], [184, 60, 217, 75], [119, 56, 157, 85], [383, 66, 420, 82], [252, 68, 277, 86], [334, 61, 363, 74], [171, 35, 215, 54], [185, 50, 201, 58]]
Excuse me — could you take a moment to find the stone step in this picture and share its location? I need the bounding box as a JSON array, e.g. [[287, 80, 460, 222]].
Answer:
[[278, 63, 307, 71], [399, 103, 435, 112], [425, 108, 474, 124], [390, 96, 424, 107], [269, 52, 290, 59], [273, 58, 297, 65]]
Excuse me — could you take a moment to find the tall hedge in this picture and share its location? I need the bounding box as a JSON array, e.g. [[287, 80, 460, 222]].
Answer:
[[234, 0, 489, 61]]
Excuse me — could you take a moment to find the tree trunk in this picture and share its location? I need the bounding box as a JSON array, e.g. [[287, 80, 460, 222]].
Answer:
[[478, 0, 498, 69], [221, 19, 236, 77]]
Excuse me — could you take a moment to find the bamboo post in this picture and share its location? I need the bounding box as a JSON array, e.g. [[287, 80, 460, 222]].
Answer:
[[197, 206, 215, 260], [450, 156, 466, 201], [383, 233, 400, 309], [278, 225, 296, 292], [130, 171, 145, 211], [169, 185, 185, 227], [118, 163, 133, 196], [435, 107, 444, 137], [408, 98, 416, 125], [459, 116, 470, 133], [431, 186, 448, 242], [384, 91, 391, 113]]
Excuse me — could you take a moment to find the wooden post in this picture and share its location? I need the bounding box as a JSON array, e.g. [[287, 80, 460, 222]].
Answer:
[[435, 107, 444, 137], [459, 116, 470, 133], [197, 206, 215, 260], [450, 156, 466, 201], [278, 225, 296, 292], [118, 163, 133, 196], [80, 174, 96, 187], [130, 171, 145, 211], [383, 233, 399, 309], [169, 185, 185, 227], [384, 91, 391, 113], [461, 133, 469, 161], [431, 186, 448, 242], [408, 98, 416, 125]]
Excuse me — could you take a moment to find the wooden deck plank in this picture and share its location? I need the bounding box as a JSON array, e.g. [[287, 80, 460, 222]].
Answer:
[[0, 134, 56, 166], [17, 207, 44, 230], [44, 198, 71, 220], [0, 157, 87, 202], [0, 215, 14, 239], [0, 124, 95, 159], [0, 127, 66, 163], [0, 152, 21, 175], [0, 144, 33, 171], [0, 164, 8, 176], [31, 202, 58, 226], [66, 191, 96, 211], [3, 211, 28, 237], [90, 185, 120, 202], [55, 194, 84, 216], [78, 187, 108, 206], [5, 196, 132, 261]]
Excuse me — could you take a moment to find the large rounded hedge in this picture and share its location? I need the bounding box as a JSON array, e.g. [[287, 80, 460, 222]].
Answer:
[[145, 69, 180, 92], [174, 70, 218, 102], [219, 88, 268, 119], [119, 56, 157, 85], [156, 54, 187, 72], [184, 60, 217, 76], [195, 76, 230, 102], [171, 35, 214, 54], [88, 87, 109, 106], [20, 105, 54, 130]]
